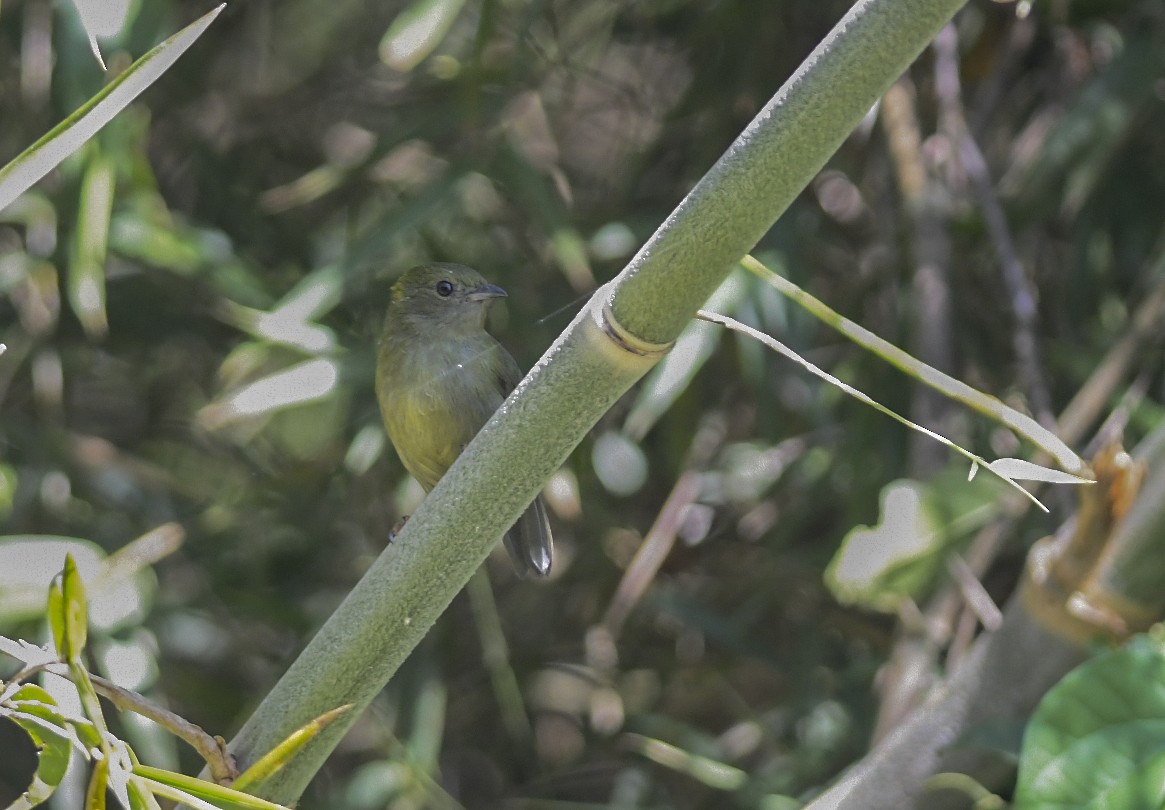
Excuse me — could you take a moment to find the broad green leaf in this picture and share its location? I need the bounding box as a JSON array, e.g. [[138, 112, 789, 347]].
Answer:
[[826, 468, 997, 612], [1015, 636, 1165, 809], [4, 685, 73, 810], [0, 4, 225, 214], [6, 682, 102, 752], [378, 0, 467, 72]]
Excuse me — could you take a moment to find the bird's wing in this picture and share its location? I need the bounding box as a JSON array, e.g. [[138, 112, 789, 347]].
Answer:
[[494, 342, 525, 398]]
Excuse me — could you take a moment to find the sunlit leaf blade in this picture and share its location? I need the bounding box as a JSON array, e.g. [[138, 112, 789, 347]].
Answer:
[[134, 765, 295, 810], [378, 0, 467, 72], [69, 0, 134, 65], [197, 358, 340, 428], [231, 705, 353, 793], [986, 458, 1095, 485], [4, 687, 73, 810], [217, 265, 343, 353], [697, 309, 1054, 512], [0, 4, 226, 214]]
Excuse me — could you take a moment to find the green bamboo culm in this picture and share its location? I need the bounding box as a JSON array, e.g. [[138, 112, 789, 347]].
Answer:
[[220, 0, 970, 802]]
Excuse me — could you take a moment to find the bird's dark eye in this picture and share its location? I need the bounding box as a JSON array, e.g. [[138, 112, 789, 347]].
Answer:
[[435, 280, 454, 297]]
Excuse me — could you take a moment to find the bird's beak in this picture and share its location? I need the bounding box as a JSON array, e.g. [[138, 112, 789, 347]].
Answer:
[[467, 283, 508, 302]]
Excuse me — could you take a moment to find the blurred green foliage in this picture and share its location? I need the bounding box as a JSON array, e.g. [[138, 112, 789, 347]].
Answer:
[[2, 0, 1165, 806]]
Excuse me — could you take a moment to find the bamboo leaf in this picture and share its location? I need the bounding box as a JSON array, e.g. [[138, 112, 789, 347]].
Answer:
[[69, 152, 115, 338], [134, 765, 295, 810], [740, 255, 1089, 475], [0, 4, 226, 214], [231, 705, 354, 793], [986, 458, 1096, 485]]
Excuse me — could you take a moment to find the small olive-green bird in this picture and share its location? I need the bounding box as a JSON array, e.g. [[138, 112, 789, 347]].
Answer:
[[376, 263, 553, 577]]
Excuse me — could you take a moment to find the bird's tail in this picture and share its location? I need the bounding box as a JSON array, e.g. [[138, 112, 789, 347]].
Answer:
[[504, 495, 554, 577]]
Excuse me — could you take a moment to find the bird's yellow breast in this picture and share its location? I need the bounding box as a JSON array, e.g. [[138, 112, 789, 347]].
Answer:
[[376, 334, 507, 491]]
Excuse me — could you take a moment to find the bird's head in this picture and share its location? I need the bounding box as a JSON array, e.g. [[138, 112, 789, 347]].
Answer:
[[388, 263, 508, 333]]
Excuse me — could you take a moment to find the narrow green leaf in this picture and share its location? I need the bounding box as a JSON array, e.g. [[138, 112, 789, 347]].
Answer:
[[741, 255, 1089, 475], [231, 705, 353, 793], [127, 776, 164, 810], [0, 4, 226, 213], [134, 779, 229, 810], [697, 309, 1054, 513], [60, 554, 89, 662], [986, 458, 1096, 485], [70, 152, 115, 338], [47, 574, 67, 661], [133, 765, 294, 810], [85, 754, 109, 810]]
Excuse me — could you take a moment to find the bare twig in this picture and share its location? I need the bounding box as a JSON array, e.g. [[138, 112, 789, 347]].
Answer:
[[933, 24, 1054, 427], [42, 663, 238, 784], [1059, 245, 1165, 444], [601, 470, 703, 642]]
